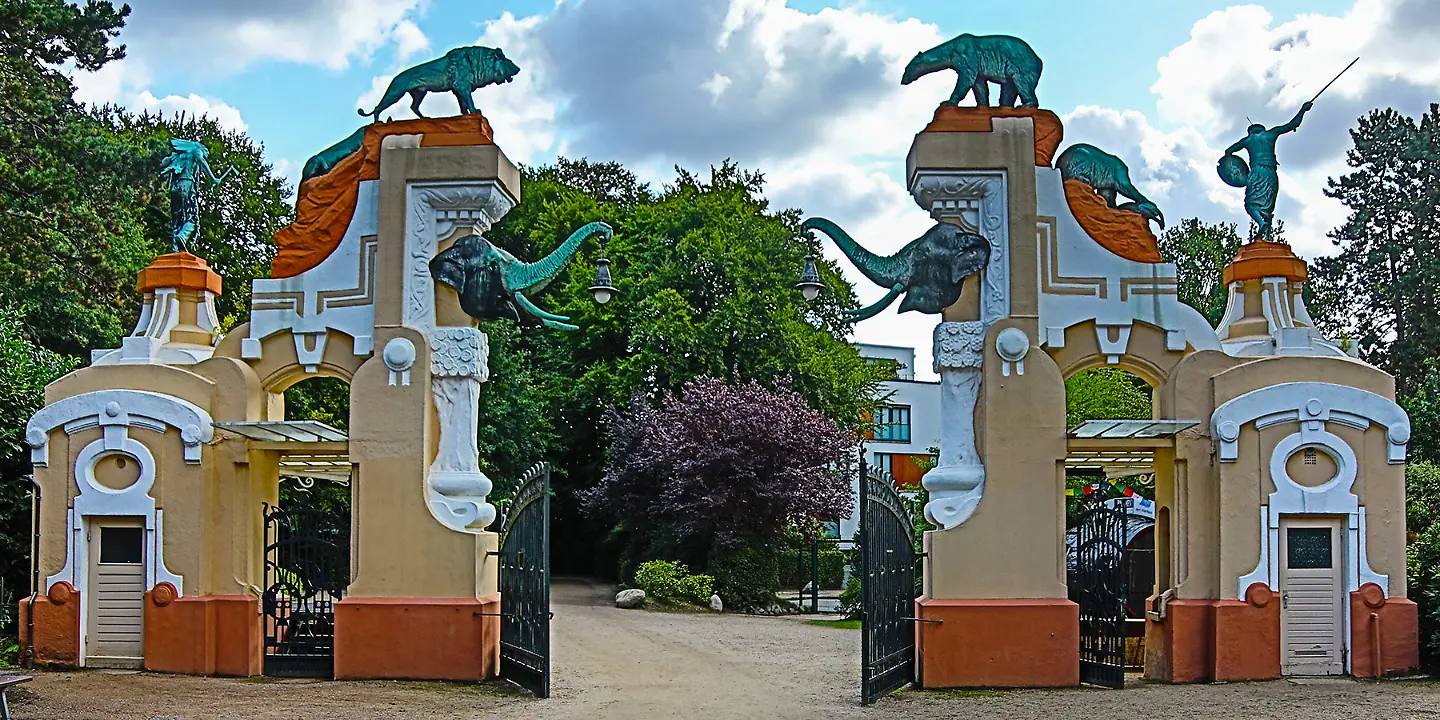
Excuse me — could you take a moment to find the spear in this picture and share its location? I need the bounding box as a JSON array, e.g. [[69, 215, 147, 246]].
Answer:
[[1309, 57, 1359, 105]]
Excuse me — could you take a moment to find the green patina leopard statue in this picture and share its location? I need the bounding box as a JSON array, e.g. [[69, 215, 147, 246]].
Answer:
[[902, 33, 1043, 107], [358, 45, 520, 121]]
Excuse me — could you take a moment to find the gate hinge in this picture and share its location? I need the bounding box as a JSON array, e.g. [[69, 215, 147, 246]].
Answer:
[[902, 617, 943, 624]]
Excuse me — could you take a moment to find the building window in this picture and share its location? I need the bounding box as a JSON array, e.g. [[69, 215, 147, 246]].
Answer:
[[871, 405, 911, 443], [872, 451, 933, 490]]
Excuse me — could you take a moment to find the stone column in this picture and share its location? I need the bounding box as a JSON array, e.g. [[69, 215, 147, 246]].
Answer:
[[910, 170, 1009, 530], [924, 321, 986, 528], [425, 326, 495, 531]]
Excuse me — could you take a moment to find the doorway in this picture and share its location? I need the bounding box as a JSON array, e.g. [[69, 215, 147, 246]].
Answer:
[[85, 519, 145, 668], [1279, 517, 1345, 675]]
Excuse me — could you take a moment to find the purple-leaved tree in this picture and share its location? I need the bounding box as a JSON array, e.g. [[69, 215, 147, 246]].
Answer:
[[586, 376, 857, 551]]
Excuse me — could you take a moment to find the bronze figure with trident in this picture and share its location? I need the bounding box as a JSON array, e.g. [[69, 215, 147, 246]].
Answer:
[[1218, 58, 1358, 241]]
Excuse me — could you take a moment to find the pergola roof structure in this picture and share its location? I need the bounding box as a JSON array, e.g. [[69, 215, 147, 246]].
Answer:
[[213, 420, 350, 482], [1065, 419, 1201, 477]]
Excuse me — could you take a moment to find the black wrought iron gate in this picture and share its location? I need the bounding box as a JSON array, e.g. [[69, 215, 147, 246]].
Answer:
[[860, 459, 918, 704], [497, 463, 551, 698], [262, 503, 350, 677], [1069, 498, 1130, 689]]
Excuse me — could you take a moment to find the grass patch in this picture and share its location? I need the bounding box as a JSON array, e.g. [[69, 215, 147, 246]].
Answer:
[[804, 619, 861, 630]]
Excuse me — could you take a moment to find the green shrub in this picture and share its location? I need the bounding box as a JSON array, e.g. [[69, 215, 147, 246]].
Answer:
[[633, 560, 714, 605], [1409, 461, 1440, 669], [708, 541, 780, 612], [1412, 523, 1440, 668], [837, 576, 861, 619]]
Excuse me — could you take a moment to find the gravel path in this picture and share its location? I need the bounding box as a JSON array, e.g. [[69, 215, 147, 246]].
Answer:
[[7, 578, 1439, 719]]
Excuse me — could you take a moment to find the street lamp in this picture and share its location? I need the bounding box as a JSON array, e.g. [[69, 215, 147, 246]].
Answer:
[[589, 253, 620, 305], [796, 255, 824, 302]]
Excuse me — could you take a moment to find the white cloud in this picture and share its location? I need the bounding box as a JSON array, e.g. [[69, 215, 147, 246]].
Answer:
[[701, 72, 733, 102], [1115, 0, 1440, 258], [131, 91, 249, 133], [393, 19, 431, 63], [118, 0, 429, 73], [71, 0, 431, 144]]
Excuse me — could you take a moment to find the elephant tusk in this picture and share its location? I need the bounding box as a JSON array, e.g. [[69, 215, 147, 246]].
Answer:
[[538, 317, 580, 331], [514, 292, 572, 323], [843, 283, 905, 322]]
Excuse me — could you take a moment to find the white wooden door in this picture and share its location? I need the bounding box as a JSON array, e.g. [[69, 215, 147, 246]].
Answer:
[[1279, 518, 1345, 675], [85, 520, 146, 667]]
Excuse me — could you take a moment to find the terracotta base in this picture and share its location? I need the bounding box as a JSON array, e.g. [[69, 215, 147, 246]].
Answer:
[[1145, 598, 1215, 683], [1350, 585, 1419, 677], [915, 596, 1078, 688], [1213, 595, 1280, 681], [16, 585, 80, 667], [136, 252, 222, 294], [333, 594, 501, 681], [144, 587, 262, 676]]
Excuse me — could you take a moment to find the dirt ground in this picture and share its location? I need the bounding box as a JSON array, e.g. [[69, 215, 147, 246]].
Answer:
[[8, 578, 1439, 719]]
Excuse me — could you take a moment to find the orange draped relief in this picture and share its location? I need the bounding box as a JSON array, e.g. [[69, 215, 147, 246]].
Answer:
[[271, 114, 495, 279], [1061, 179, 1163, 263]]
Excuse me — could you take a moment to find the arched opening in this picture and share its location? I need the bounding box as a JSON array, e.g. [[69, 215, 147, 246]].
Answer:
[[1063, 366, 1160, 682], [261, 375, 353, 677]]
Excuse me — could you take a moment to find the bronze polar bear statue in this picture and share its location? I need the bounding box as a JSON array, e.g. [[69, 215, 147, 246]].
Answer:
[[358, 45, 520, 121], [902, 33, 1042, 107]]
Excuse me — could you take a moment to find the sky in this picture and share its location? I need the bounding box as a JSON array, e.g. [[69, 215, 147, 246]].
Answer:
[[72, 0, 1440, 379]]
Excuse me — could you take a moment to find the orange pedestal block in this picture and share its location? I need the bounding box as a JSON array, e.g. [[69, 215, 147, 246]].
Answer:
[[1350, 584, 1420, 677], [333, 594, 502, 681], [919, 105, 1064, 167], [915, 596, 1079, 688], [143, 586, 262, 676], [1213, 592, 1280, 681], [136, 252, 223, 294], [1145, 598, 1215, 683], [16, 582, 80, 668]]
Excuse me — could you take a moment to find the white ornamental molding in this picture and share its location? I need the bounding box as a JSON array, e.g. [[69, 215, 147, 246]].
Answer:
[[429, 326, 490, 380], [909, 171, 1010, 325], [1214, 382, 1405, 608], [28, 389, 202, 625], [403, 182, 517, 331], [27, 389, 213, 468], [382, 337, 417, 386], [932, 320, 986, 372], [995, 327, 1030, 376], [924, 321, 987, 530], [425, 327, 495, 532]]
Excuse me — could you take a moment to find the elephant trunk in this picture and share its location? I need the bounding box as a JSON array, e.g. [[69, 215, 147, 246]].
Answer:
[[802, 217, 907, 288], [506, 221, 614, 293]]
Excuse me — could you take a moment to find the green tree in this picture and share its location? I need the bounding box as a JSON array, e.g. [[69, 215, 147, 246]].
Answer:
[[1310, 106, 1440, 391], [0, 0, 146, 357], [475, 320, 556, 499], [1407, 460, 1440, 667], [1065, 367, 1151, 429], [1157, 219, 1243, 327], [0, 303, 78, 632], [485, 158, 888, 574]]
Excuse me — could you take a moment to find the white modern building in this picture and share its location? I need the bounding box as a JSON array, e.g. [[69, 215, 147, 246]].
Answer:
[[837, 343, 941, 539]]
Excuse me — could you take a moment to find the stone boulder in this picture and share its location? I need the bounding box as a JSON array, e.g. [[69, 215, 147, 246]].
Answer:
[[615, 588, 647, 609], [709, 594, 724, 612]]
